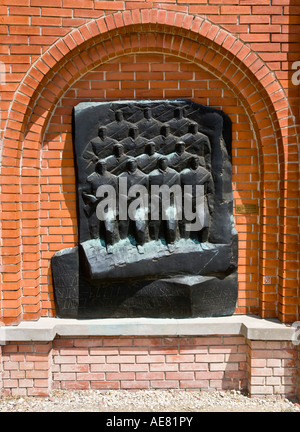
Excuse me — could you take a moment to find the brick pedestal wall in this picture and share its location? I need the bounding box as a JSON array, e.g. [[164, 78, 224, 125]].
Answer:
[[0, 335, 298, 398], [1, 341, 52, 397], [247, 340, 298, 398]]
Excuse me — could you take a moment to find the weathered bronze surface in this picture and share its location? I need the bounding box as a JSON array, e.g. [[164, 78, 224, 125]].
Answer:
[[52, 99, 238, 318]]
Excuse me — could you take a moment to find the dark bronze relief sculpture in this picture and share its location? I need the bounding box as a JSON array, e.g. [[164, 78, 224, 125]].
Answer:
[[51, 100, 238, 318]]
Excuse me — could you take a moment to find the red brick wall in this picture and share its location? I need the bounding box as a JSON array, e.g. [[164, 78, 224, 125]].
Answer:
[[247, 340, 298, 398], [0, 335, 250, 396], [0, 1, 299, 325], [1, 335, 298, 398]]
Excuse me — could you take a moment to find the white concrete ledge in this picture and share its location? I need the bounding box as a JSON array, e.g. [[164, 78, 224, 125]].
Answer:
[[0, 315, 296, 343]]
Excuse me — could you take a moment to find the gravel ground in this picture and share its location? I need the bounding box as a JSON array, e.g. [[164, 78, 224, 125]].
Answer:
[[0, 389, 300, 412]]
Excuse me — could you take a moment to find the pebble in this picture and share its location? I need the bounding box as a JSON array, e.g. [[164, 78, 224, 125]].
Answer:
[[0, 389, 299, 412]]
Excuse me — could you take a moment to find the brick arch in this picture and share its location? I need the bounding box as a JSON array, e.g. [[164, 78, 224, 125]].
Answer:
[[1, 10, 298, 324], [4, 10, 293, 151]]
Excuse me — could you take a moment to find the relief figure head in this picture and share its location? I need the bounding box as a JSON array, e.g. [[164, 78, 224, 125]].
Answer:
[[143, 107, 152, 120], [145, 142, 156, 156], [95, 159, 107, 175], [127, 158, 138, 173], [190, 156, 200, 170], [129, 125, 139, 139], [158, 156, 168, 172], [115, 110, 124, 122], [161, 124, 170, 137], [188, 123, 198, 134], [113, 143, 124, 158], [98, 126, 107, 139], [175, 141, 185, 155]]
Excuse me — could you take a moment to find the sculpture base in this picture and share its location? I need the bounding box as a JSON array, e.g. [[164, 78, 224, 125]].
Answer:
[[80, 238, 235, 280], [52, 246, 238, 319]]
